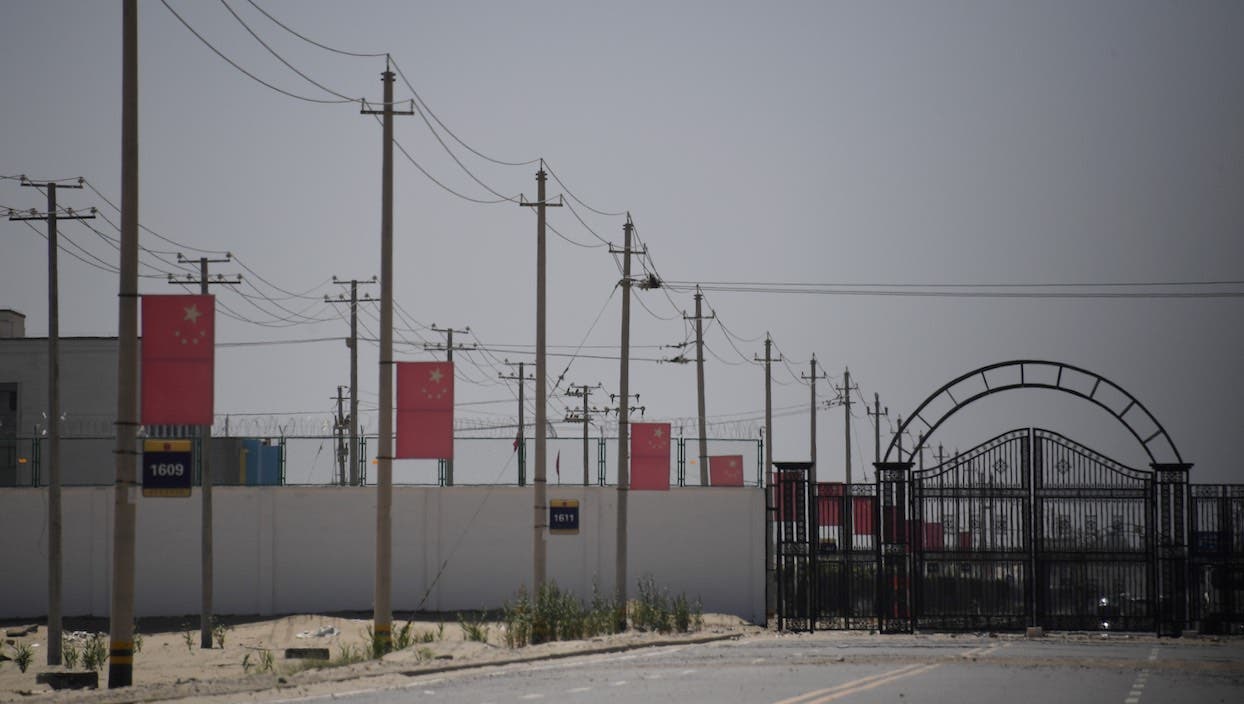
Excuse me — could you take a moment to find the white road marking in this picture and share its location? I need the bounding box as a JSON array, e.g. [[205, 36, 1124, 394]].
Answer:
[[610, 680, 628, 686], [520, 694, 545, 700], [567, 686, 592, 693]]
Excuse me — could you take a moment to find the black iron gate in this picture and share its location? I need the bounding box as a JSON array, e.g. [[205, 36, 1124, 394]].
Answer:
[[772, 427, 1199, 634], [1189, 485, 1244, 634]]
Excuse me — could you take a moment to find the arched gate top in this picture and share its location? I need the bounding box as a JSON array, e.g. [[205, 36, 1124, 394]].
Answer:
[[884, 360, 1184, 466]]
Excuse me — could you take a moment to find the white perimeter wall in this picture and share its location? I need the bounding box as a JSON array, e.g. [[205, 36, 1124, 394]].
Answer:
[[0, 486, 764, 623]]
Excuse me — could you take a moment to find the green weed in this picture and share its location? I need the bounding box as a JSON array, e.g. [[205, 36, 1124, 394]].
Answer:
[[61, 641, 80, 670], [13, 643, 33, 673], [81, 634, 108, 672], [458, 611, 491, 643]]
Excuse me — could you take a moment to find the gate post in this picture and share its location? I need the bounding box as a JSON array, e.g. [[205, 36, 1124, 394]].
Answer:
[[1153, 462, 1192, 636], [875, 461, 914, 633]]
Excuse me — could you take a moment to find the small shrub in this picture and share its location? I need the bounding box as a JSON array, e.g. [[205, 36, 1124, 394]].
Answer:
[[61, 641, 81, 670], [82, 634, 108, 672], [393, 621, 414, 650], [242, 653, 253, 674], [333, 643, 365, 667], [182, 627, 195, 654], [212, 619, 232, 649], [133, 626, 144, 654], [458, 611, 490, 643], [436, 622, 445, 641], [633, 575, 672, 633], [259, 649, 275, 673], [418, 629, 436, 643], [418, 646, 434, 661], [502, 585, 533, 648], [673, 593, 703, 633], [14, 643, 33, 673]]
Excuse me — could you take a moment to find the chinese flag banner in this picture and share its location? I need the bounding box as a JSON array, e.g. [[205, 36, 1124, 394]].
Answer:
[[708, 455, 744, 487], [629, 422, 670, 490], [141, 294, 215, 426], [818, 483, 844, 526], [397, 361, 454, 459], [852, 496, 876, 536]]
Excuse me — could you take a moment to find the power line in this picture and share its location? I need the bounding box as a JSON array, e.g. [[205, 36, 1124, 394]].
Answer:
[[218, 0, 359, 102], [244, 0, 387, 58], [159, 0, 356, 105]]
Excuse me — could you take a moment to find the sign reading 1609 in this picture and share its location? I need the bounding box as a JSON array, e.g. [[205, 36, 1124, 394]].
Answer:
[[142, 439, 193, 498]]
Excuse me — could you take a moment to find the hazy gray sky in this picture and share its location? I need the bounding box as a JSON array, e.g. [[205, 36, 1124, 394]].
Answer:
[[2, 1, 1241, 483]]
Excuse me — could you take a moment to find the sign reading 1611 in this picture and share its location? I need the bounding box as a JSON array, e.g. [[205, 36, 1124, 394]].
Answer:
[[143, 439, 193, 497]]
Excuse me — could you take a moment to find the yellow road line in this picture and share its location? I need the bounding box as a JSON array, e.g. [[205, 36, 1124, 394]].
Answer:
[[771, 663, 928, 704], [803, 663, 941, 704]]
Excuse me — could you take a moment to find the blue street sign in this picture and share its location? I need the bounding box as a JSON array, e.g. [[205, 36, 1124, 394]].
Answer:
[[143, 439, 193, 497], [550, 499, 580, 535]]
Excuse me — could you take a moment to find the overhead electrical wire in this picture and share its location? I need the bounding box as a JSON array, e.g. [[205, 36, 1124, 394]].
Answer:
[[244, 0, 387, 58], [159, 0, 357, 105], [218, 0, 359, 102]]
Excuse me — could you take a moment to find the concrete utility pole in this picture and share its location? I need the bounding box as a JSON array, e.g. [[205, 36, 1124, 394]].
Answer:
[[753, 334, 779, 486], [326, 276, 376, 486], [334, 386, 348, 485], [500, 361, 534, 486], [109, 1, 139, 687], [834, 368, 859, 487], [171, 254, 240, 650], [866, 393, 888, 466], [424, 325, 473, 486], [564, 384, 602, 486], [610, 215, 636, 623], [801, 355, 826, 488], [361, 58, 413, 655], [519, 166, 561, 595], [9, 176, 94, 666], [684, 286, 714, 486]]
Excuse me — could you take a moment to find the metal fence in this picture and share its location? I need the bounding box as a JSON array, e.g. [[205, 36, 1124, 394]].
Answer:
[[770, 428, 1241, 635]]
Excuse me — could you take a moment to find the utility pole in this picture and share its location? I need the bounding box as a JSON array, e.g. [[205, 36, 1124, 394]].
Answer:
[[752, 334, 780, 485], [801, 355, 826, 488], [334, 386, 348, 485], [610, 215, 637, 624], [564, 384, 602, 487], [424, 325, 473, 486], [170, 254, 240, 650], [754, 333, 779, 617], [500, 362, 534, 485], [9, 176, 94, 666], [519, 165, 561, 595], [684, 286, 714, 486], [361, 57, 413, 655], [326, 276, 376, 486], [866, 393, 888, 466], [109, 2, 139, 687], [834, 368, 859, 487]]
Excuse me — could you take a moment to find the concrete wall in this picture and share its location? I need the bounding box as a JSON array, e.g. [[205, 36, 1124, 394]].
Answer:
[[0, 485, 765, 623]]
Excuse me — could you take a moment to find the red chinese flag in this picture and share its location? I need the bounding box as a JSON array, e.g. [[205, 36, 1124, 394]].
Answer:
[[709, 455, 745, 487], [629, 422, 670, 490], [818, 483, 844, 526], [852, 496, 876, 536], [397, 361, 454, 459], [141, 294, 214, 426]]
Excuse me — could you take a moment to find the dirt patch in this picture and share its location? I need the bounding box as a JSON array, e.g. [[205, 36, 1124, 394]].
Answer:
[[0, 613, 755, 703]]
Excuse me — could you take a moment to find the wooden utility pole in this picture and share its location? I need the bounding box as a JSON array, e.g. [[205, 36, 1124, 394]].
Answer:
[[564, 384, 601, 486], [326, 276, 376, 486], [334, 385, 348, 485], [9, 177, 94, 666], [684, 286, 714, 486], [500, 361, 534, 486], [424, 325, 473, 486], [519, 166, 561, 595], [801, 355, 826, 488], [109, 1, 139, 686], [171, 254, 239, 649], [610, 215, 636, 623], [361, 58, 413, 655]]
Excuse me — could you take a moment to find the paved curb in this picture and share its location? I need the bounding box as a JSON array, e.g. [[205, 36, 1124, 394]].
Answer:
[[35, 631, 744, 704]]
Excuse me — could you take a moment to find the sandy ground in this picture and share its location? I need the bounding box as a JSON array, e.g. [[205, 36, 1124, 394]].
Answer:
[[0, 613, 757, 703]]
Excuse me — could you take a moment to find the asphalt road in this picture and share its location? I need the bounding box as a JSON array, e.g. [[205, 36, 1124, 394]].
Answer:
[[266, 633, 1244, 704]]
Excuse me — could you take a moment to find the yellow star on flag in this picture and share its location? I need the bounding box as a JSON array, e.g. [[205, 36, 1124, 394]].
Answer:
[[183, 304, 202, 324]]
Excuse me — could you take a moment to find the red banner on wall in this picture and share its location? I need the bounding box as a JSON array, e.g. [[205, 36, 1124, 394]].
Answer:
[[630, 422, 670, 490], [141, 294, 215, 426], [853, 496, 876, 536], [709, 455, 745, 487], [819, 483, 845, 526], [397, 361, 454, 459]]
